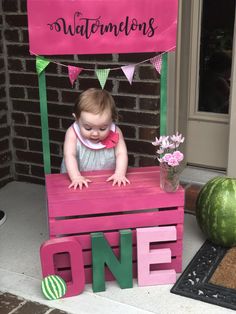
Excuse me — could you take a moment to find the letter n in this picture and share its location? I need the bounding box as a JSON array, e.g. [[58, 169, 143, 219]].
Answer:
[[91, 229, 133, 292]]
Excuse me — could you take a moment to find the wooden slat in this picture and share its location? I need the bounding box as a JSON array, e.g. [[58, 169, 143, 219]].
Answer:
[[46, 166, 185, 218], [54, 239, 183, 268], [52, 224, 183, 250], [55, 256, 182, 284], [50, 210, 184, 236]]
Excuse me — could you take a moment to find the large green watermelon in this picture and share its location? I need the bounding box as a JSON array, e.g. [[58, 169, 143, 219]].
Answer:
[[196, 176, 236, 247]]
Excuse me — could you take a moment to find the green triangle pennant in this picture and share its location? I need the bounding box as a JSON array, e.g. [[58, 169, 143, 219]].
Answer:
[[95, 68, 110, 89], [36, 56, 50, 75]]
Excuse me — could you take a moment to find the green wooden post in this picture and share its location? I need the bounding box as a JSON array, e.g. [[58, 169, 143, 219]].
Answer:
[[38, 70, 51, 174], [160, 53, 168, 136]]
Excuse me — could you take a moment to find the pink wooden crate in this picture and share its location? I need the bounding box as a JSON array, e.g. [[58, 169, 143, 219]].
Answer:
[[45, 166, 185, 283]]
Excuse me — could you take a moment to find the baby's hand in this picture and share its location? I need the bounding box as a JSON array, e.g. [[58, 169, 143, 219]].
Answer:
[[69, 176, 92, 190], [106, 173, 130, 187]]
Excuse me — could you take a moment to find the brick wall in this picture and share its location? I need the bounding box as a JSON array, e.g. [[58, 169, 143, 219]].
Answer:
[[2, 0, 159, 185], [0, 2, 12, 188]]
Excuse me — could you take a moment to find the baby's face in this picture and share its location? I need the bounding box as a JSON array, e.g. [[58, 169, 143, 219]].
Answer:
[[78, 109, 112, 143]]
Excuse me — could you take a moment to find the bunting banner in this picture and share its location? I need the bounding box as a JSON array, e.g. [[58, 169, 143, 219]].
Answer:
[[68, 66, 83, 86], [27, 0, 178, 55], [95, 68, 110, 89], [150, 55, 163, 74], [121, 65, 135, 85], [36, 56, 50, 75]]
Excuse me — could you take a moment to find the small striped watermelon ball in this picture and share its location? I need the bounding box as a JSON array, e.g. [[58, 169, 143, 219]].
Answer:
[[196, 176, 236, 247], [41, 275, 67, 300]]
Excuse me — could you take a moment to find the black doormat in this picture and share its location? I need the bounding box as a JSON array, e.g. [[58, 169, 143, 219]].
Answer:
[[171, 240, 236, 311]]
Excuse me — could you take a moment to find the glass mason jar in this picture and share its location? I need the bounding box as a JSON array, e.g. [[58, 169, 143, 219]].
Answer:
[[159, 163, 180, 193]]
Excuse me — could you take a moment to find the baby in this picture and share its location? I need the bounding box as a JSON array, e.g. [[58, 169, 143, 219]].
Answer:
[[61, 88, 130, 189]]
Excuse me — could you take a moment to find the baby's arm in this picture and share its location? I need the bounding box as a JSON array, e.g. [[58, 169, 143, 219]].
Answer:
[[106, 127, 130, 186], [63, 126, 91, 189]]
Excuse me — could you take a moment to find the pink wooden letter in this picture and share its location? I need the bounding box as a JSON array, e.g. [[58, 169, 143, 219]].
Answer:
[[137, 226, 177, 286], [40, 237, 85, 297]]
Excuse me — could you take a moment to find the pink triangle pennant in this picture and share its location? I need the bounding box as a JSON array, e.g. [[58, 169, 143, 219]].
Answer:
[[121, 65, 135, 85], [150, 55, 162, 74], [68, 66, 82, 86]]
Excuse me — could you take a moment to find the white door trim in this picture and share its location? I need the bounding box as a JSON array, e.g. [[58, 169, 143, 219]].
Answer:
[[175, 0, 236, 175], [227, 4, 236, 177]]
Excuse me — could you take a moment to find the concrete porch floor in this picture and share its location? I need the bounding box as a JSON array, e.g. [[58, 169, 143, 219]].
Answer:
[[0, 177, 234, 314]]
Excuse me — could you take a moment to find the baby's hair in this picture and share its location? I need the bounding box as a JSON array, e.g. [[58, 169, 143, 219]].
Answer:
[[74, 88, 118, 121]]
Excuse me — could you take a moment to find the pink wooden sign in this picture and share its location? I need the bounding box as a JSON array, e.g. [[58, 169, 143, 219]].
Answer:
[[27, 0, 178, 55]]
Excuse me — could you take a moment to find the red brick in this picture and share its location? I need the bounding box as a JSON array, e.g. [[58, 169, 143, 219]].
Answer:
[[139, 156, 157, 167], [12, 112, 27, 124], [2, 1, 18, 12], [0, 59, 5, 70], [8, 58, 24, 71], [29, 140, 61, 155], [0, 73, 5, 85], [0, 87, 6, 98], [119, 52, 156, 63], [61, 90, 79, 104], [0, 126, 10, 137], [0, 166, 11, 178], [126, 139, 156, 155], [16, 150, 43, 164], [139, 127, 159, 141], [48, 102, 73, 117], [20, 0, 27, 12], [139, 64, 160, 80], [15, 163, 30, 174], [5, 15, 28, 27], [10, 86, 25, 98], [140, 97, 160, 110], [119, 125, 136, 138], [31, 165, 45, 177], [10, 73, 38, 86], [49, 129, 65, 142], [119, 110, 160, 125], [12, 99, 39, 113], [119, 81, 160, 95], [4, 29, 20, 42], [0, 138, 9, 151], [61, 118, 74, 130], [114, 95, 137, 109], [0, 151, 12, 163], [15, 125, 42, 139], [13, 137, 27, 149], [0, 113, 7, 124], [16, 174, 45, 185]]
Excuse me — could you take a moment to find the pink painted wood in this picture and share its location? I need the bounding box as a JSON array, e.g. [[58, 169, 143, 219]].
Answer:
[[45, 166, 185, 284], [136, 226, 177, 286], [40, 237, 85, 297], [46, 166, 184, 218]]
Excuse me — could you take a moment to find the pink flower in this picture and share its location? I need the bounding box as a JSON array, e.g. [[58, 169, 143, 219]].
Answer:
[[173, 151, 184, 162], [162, 153, 173, 163], [161, 138, 175, 150], [152, 132, 185, 168], [170, 132, 185, 147], [152, 136, 169, 146], [167, 156, 179, 167], [157, 148, 164, 155]]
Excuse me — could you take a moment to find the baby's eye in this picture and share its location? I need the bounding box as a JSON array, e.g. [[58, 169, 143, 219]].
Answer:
[[84, 126, 92, 131], [100, 127, 108, 131]]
